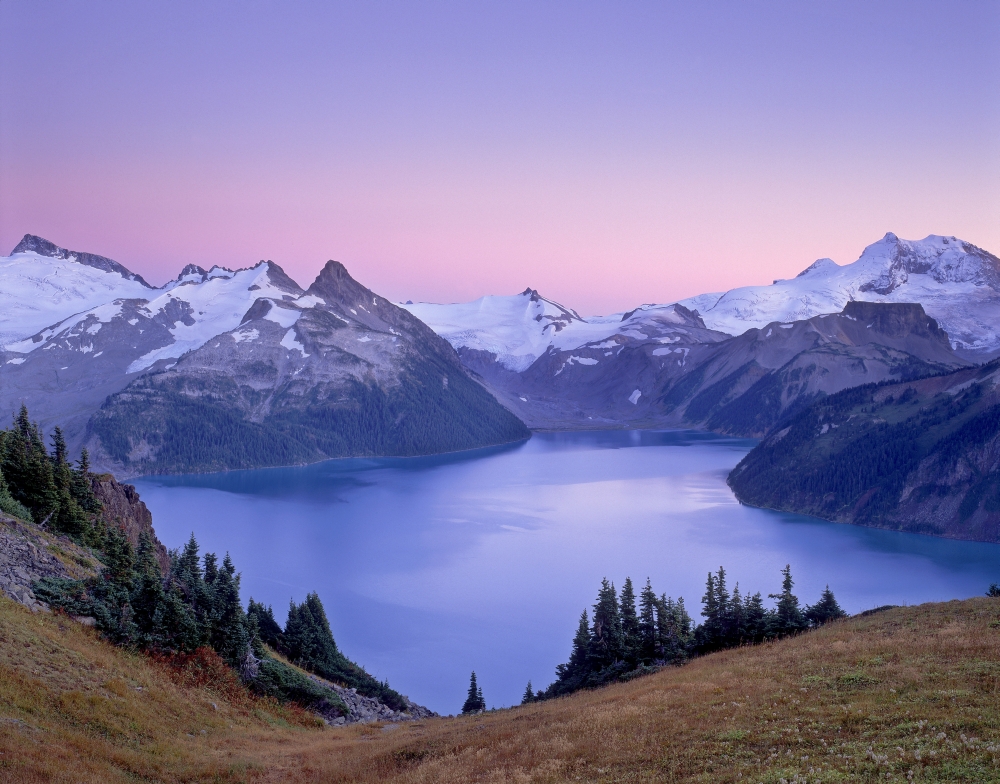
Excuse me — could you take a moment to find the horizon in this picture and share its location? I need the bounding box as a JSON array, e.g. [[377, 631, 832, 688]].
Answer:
[[1, 1, 997, 314], [6, 228, 989, 318]]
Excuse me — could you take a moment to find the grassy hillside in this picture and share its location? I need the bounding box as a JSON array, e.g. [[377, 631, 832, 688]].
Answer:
[[4, 596, 1000, 782]]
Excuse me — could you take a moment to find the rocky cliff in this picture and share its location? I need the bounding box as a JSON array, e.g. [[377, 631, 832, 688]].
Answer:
[[90, 474, 171, 573]]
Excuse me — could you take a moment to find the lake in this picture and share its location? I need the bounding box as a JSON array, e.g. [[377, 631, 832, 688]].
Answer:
[[133, 430, 1000, 715]]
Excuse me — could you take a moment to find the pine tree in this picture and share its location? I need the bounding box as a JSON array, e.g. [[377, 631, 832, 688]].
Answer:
[[2, 406, 59, 525], [805, 585, 847, 627], [521, 681, 534, 705], [657, 594, 692, 663], [247, 599, 284, 651], [741, 591, 769, 643], [209, 554, 250, 668], [589, 578, 623, 671], [619, 577, 641, 666], [638, 579, 659, 664], [768, 565, 807, 638], [462, 671, 485, 714], [131, 532, 166, 648], [49, 426, 91, 540]]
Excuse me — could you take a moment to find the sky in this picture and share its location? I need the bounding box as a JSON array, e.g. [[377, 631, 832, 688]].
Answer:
[[1, 1, 997, 315]]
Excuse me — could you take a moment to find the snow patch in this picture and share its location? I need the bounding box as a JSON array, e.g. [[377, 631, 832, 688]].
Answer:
[[232, 328, 259, 343], [280, 328, 308, 356], [263, 305, 301, 328], [5, 358, 25, 365], [629, 389, 642, 404]]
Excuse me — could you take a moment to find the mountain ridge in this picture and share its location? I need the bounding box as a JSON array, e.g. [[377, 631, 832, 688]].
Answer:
[[0, 236, 528, 475]]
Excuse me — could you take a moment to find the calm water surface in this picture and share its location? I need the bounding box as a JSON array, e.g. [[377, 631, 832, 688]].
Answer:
[[134, 430, 1000, 714]]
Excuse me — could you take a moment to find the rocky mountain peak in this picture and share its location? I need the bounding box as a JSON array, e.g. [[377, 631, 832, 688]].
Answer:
[[11, 234, 152, 287], [840, 301, 948, 343], [306, 261, 387, 315]]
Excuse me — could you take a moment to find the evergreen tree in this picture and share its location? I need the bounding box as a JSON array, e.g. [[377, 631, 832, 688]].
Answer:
[[209, 554, 250, 668], [0, 463, 32, 521], [768, 565, 807, 638], [521, 681, 534, 705], [589, 578, 623, 671], [2, 406, 59, 525], [619, 577, 641, 666], [49, 426, 91, 540], [657, 594, 692, 663], [131, 532, 167, 648], [805, 585, 847, 627], [247, 599, 284, 651], [638, 579, 659, 663], [461, 671, 485, 714], [740, 591, 769, 643]]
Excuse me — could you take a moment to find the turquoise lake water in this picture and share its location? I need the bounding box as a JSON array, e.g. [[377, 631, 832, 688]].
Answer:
[[134, 430, 1000, 714]]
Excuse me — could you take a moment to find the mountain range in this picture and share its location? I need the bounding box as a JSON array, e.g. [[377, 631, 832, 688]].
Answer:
[[404, 235, 995, 435], [2, 230, 997, 537], [0, 235, 527, 475]]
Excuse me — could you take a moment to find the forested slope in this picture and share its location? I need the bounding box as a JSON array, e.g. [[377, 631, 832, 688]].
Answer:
[[728, 358, 1000, 541]]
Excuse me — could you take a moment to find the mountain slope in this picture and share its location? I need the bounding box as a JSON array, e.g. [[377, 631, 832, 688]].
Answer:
[[0, 237, 527, 474], [0, 235, 153, 347], [680, 233, 1000, 358], [86, 261, 528, 474], [661, 300, 970, 437], [728, 358, 1000, 541], [403, 234, 995, 431], [4, 595, 1000, 782]]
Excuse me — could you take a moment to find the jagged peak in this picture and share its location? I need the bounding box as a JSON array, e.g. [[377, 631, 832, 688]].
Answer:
[[10, 234, 152, 288]]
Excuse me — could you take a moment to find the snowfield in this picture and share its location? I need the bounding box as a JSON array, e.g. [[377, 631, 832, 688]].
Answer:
[[678, 233, 1000, 355], [404, 234, 1000, 368], [0, 252, 150, 346], [402, 290, 709, 372]]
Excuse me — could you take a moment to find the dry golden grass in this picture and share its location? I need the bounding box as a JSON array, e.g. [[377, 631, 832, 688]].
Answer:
[[3, 596, 1000, 782]]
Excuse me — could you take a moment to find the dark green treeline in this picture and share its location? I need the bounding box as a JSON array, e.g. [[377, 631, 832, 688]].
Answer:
[[524, 567, 845, 703]]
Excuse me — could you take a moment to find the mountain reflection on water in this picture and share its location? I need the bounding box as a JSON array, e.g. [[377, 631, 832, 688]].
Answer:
[[134, 430, 1000, 714]]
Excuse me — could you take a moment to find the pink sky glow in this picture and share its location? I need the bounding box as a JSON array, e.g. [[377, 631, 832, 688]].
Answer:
[[1, 2, 997, 315]]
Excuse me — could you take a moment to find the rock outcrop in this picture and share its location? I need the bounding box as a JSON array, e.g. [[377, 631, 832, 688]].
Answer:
[[91, 474, 171, 574], [306, 672, 437, 725], [0, 514, 98, 612]]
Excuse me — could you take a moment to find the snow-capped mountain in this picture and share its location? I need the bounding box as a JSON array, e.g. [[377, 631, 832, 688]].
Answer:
[[0, 235, 527, 473], [402, 289, 719, 372], [0, 235, 152, 346], [679, 233, 1000, 357], [401, 234, 986, 431]]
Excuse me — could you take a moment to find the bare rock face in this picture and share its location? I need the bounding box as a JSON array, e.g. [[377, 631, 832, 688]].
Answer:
[[90, 474, 171, 574], [305, 673, 437, 726], [0, 514, 98, 612]]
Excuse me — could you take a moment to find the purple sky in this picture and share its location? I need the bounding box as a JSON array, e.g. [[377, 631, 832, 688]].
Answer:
[[1, 1, 997, 314]]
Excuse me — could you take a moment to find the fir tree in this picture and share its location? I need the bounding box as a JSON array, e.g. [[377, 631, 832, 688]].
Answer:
[[741, 591, 769, 643], [521, 681, 534, 705], [768, 565, 807, 638], [619, 577, 641, 666], [589, 578, 623, 671], [462, 671, 485, 714], [131, 533, 167, 648], [209, 554, 250, 668], [247, 599, 284, 651], [805, 585, 847, 627], [638, 579, 659, 663], [2, 406, 59, 525]]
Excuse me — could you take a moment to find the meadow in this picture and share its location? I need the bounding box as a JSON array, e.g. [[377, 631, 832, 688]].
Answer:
[[3, 595, 1000, 782]]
